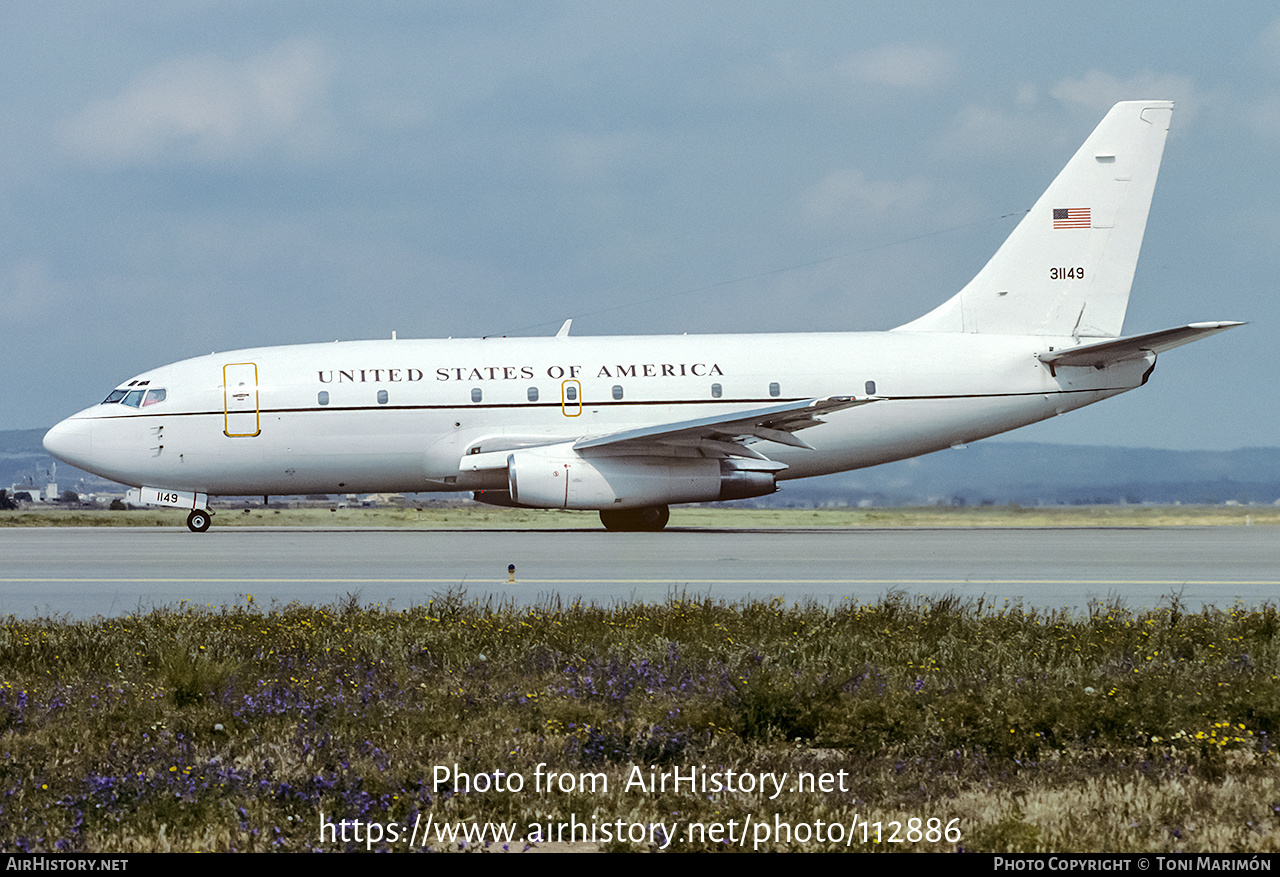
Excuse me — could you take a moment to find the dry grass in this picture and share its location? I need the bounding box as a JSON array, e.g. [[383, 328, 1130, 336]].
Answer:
[[3, 593, 1280, 852]]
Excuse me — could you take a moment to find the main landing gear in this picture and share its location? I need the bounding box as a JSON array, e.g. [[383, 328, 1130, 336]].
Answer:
[[186, 509, 212, 533], [599, 505, 670, 532]]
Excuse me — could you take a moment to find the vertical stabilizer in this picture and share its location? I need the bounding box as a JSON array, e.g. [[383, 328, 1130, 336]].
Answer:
[[896, 101, 1173, 337]]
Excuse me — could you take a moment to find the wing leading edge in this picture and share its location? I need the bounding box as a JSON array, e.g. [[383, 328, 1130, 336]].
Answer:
[[461, 395, 878, 472]]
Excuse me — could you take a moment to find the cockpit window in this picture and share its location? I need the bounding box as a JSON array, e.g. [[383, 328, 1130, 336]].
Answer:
[[102, 386, 167, 408]]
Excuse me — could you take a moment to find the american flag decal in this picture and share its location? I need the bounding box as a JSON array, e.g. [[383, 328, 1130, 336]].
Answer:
[[1053, 207, 1091, 229]]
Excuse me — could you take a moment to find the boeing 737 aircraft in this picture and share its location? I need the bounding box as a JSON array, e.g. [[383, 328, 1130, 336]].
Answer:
[[44, 101, 1241, 532]]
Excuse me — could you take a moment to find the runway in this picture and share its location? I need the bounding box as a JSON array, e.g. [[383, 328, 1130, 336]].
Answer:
[[2, 526, 1277, 618]]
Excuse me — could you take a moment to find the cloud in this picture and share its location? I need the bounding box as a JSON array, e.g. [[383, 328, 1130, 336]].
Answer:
[[728, 42, 956, 104], [59, 38, 335, 166], [801, 168, 932, 232], [0, 258, 69, 325], [937, 103, 1062, 159], [1244, 96, 1280, 143], [547, 131, 672, 182], [1257, 17, 1280, 70], [836, 43, 957, 92], [1049, 70, 1198, 119], [939, 74, 1199, 159]]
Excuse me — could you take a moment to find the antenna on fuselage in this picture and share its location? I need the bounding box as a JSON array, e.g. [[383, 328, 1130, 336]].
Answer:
[[556, 319, 572, 338]]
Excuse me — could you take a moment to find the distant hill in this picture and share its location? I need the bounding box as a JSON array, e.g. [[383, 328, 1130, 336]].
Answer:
[[768, 442, 1280, 507], [3, 428, 1278, 507], [1, 428, 122, 496]]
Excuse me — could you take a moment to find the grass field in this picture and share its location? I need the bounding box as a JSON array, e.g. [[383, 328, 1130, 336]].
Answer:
[[2, 503, 1278, 529], [3, 591, 1280, 852]]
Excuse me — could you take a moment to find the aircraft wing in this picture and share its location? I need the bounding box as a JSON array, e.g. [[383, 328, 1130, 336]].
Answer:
[[573, 395, 877, 456], [460, 395, 878, 471], [1038, 321, 1244, 369]]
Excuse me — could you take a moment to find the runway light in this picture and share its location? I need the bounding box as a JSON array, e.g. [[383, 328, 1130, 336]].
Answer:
[[508, 564, 516, 583]]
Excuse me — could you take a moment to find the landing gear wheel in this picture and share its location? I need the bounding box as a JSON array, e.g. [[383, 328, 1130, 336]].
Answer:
[[634, 505, 670, 531], [599, 505, 670, 532], [186, 509, 212, 533], [599, 509, 629, 531]]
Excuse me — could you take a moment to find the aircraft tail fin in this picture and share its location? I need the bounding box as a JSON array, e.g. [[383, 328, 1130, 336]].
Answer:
[[895, 100, 1174, 337]]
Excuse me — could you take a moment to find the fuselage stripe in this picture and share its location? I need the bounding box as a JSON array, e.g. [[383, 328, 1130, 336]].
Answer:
[[73, 387, 1116, 421]]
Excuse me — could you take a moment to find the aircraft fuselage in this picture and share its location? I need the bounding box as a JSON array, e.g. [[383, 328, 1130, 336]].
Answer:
[[43, 330, 1148, 497]]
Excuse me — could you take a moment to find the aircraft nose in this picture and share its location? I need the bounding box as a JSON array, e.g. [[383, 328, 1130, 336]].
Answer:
[[43, 416, 94, 469]]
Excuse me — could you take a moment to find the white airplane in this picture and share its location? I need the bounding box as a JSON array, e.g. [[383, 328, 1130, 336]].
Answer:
[[44, 100, 1241, 532]]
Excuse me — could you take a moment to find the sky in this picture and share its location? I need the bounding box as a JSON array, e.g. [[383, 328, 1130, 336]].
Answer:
[[2, 2, 1275, 450]]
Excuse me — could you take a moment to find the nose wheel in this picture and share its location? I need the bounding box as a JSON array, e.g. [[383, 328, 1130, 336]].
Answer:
[[186, 509, 212, 532]]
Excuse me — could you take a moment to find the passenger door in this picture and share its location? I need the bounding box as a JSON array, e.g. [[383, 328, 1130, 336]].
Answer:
[[223, 362, 261, 437]]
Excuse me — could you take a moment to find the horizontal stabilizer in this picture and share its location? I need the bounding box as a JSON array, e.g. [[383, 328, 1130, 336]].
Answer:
[[1038, 321, 1244, 369]]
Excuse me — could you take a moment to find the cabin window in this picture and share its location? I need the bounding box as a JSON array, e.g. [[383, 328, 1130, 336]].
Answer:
[[711, 383, 722, 398], [318, 391, 329, 406], [102, 389, 128, 404], [377, 390, 389, 405], [865, 380, 876, 395], [612, 385, 623, 400], [122, 389, 145, 408], [527, 387, 538, 402], [471, 388, 482, 403], [769, 382, 780, 397], [565, 385, 578, 402], [141, 389, 166, 407]]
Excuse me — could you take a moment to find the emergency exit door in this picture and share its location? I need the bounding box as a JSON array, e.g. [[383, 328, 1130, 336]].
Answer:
[[561, 379, 582, 417]]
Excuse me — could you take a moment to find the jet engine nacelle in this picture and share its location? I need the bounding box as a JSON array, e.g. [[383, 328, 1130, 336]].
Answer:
[[505, 444, 778, 510]]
